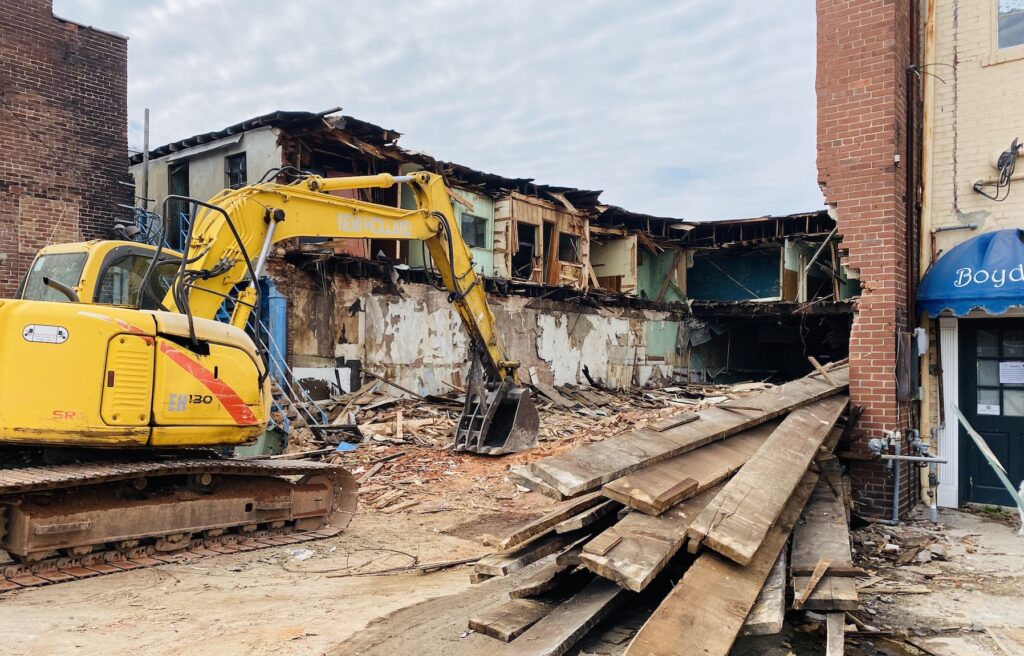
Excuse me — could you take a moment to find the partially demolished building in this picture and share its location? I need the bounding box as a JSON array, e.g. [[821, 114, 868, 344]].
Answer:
[[129, 109, 854, 397]]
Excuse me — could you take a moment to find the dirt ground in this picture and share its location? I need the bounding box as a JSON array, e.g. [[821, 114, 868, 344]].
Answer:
[[4, 493, 1023, 656], [0, 508, 521, 656]]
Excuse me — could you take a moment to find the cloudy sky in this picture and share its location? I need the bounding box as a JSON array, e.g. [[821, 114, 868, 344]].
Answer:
[[53, 0, 821, 220]]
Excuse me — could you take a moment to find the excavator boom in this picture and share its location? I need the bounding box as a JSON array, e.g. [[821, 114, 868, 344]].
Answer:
[[152, 170, 538, 454]]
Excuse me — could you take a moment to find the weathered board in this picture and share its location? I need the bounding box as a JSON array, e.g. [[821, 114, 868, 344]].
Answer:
[[686, 395, 848, 566], [509, 560, 590, 599], [825, 612, 845, 656], [509, 465, 566, 501], [625, 472, 818, 656], [476, 533, 583, 577], [554, 499, 621, 533], [790, 478, 859, 611], [469, 598, 555, 642], [601, 421, 779, 515], [498, 492, 605, 551], [529, 366, 848, 498], [580, 486, 720, 592], [740, 548, 787, 636], [495, 577, 630, 656], [532, 382, 579, 409], [648, 412, 700, 432]]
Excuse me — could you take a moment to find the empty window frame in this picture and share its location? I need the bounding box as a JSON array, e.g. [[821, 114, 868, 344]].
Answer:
[[999, 0, 1024, 49], [225, 152, 247, 189], [167, 161, 190, 250], [558, 233, 580, 263], [460, 213, 488, 249]]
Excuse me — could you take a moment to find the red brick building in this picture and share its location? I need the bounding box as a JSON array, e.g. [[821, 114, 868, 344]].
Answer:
[[0, 0, 128, 296], [817, 0, 922, 517]]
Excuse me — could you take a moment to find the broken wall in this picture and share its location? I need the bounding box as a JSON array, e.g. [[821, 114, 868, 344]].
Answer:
[[266, 260, 683, 395]]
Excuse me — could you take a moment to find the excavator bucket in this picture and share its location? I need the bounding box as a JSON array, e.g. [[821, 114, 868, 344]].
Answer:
[[453, 355, 539, 455]]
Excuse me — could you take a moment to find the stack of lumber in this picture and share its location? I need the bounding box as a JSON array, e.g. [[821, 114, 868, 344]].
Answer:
[[467, 362, 860, 656]]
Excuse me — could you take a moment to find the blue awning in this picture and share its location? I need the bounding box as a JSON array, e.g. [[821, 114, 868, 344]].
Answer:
[[917, 228, 1024, 316]]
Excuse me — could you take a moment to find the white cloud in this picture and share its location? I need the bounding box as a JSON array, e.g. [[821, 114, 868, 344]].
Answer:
[[54, 0, 822, 220]]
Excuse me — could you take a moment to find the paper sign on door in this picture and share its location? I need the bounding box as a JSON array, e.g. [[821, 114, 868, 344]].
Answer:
[[999, 361, 1024, 385]]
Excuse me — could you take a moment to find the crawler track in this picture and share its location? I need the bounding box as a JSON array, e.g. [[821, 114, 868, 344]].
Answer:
[[0, 454, 357, 594]]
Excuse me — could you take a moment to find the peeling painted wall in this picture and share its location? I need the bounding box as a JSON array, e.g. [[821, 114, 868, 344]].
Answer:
[[267, 260, 684, 396]]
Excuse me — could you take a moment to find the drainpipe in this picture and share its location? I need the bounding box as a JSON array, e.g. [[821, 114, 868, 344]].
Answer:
[[917, 0, 940, 515]]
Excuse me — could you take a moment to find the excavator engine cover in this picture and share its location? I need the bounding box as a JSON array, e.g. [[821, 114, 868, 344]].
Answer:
[[453, 355, 538, 455]]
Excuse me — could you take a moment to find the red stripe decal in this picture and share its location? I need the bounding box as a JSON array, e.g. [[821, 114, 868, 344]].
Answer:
[[158, 342, 259, 425]]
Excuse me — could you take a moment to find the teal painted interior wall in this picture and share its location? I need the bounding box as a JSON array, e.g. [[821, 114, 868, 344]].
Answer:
[[637, 248, 684, 302], [406, 184, 494, 277], [686, 249, 781, 301], [645, 320, 679, 359]]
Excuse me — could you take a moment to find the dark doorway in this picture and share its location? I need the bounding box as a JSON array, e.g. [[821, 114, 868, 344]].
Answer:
[[512, 223, 536, 279], [958, 319, 1024, 506]]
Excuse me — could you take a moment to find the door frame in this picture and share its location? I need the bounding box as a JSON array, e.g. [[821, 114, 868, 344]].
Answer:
[[936, 309, 1024, 507]]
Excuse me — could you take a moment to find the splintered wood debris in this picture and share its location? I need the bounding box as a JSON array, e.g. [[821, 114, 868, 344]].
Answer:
[[458, 362, 861, 656], [278, 376, 756, 512]]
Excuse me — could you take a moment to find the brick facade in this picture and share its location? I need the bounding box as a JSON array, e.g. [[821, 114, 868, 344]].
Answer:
[[817, 0, 920, 517], [0, 0, 128, 296]]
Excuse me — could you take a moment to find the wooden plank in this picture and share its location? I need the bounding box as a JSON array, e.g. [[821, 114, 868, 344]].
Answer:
[[648, 412, 699, 433], [530, 366, 848, 498], [790, 565, 865, 577], [740, 549, 787, 636], [794, 557, 833, 608], [625, 471, 818, 656], [498, 492, 605, 551], [554, 500, 621, 533], [601, 421, 778, 516], [790, 477, 859, 611], [509, 465, 566, 501], [532, 382, 579, 409], [809, 356, 837, 386], [686, 395, 849, 566], [554, 536, 592, 567], [469, 598, 554, 642], [582, 532, 621, 557], [495, 577, 630, 656], [510, 560, 586, 599], [476, 533, 583, 577], [792, 575, 859, 610], [580, 486, 720, 592], [826, 612, 845, 656]]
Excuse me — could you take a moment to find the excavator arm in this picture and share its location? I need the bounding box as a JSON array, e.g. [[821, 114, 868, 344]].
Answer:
[[154, 171, 537, 454]]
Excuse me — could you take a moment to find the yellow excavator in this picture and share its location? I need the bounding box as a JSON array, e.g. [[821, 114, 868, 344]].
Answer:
[[0, 171, 538, 583]]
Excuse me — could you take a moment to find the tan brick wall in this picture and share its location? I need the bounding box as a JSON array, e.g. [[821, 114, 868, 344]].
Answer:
[[918, 1, 1024, 486], [924, 0, 1024, 258], [0, 0, 128, 296]]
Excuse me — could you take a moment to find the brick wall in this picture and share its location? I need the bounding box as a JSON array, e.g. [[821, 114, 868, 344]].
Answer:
[[0, 0, 128, 296], [817, 0, 920, 517]]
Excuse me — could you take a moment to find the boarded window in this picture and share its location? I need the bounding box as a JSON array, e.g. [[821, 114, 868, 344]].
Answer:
[[999, 0, 1024, 49]]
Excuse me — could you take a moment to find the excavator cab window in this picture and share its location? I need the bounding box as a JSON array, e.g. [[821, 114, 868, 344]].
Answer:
[[18, 253, 88, 303], [95, 252, 179, 309]]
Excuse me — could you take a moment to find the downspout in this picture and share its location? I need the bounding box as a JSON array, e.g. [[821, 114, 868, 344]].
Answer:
[[917, 0, 939, 513], [901, 0, 924, 515]]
